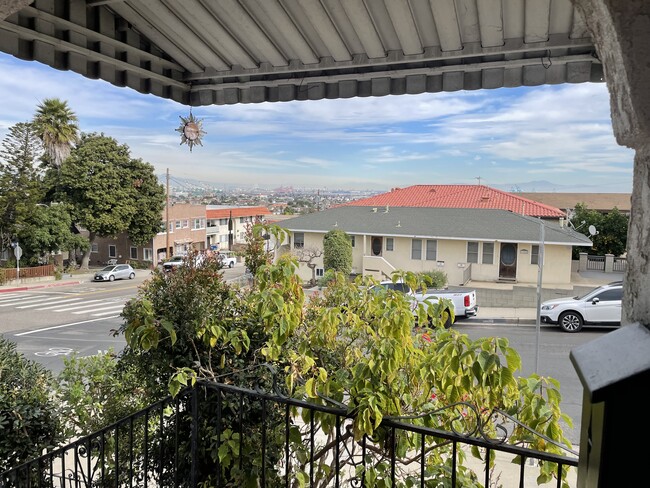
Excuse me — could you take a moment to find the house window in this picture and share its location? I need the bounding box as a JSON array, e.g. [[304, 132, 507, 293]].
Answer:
[[219, 218, 228, 226], [316, 268, 324, 277], [108, 245, 117, 258], [175, 220, 182, 229], [130, 247, 138, 260], [531, 245, 540, 265], [350, 235, 355, 248], [143, 248, 153, 261], [294, 232, 304, 248], [467, 242, 479, 263], [168, 222, 174, 233], [386, 238, 394, 251], [220, 235, 228, 244], [193, 218, 205, 229], [482, 242, 494, 265], [425, 240, 437, 261], [182, 219, 189, 228], [91, 243, 98, 253], [411, 239, 422, 260]]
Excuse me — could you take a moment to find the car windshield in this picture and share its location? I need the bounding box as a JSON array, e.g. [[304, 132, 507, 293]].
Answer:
[[575, 286, 607, 301], [100, 266, 116, 272]]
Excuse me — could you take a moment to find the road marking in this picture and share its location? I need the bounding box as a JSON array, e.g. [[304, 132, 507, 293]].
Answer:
[[48, 300, 106, 312], [35, 347, 75, 357], [72, 304, 124, 314], [92, 309, 126, 316], [15, 316, 121, 336], [16, 297, 81, 309], [0, 295, 50, 306], [32, 298, 85, 310]]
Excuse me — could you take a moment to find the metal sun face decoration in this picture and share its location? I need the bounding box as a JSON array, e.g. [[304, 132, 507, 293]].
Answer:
[[176, 111, 206, 152]]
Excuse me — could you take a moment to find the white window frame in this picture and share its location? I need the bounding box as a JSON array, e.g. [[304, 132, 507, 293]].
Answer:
[[386, 238, 394, 251], [108, 245, 117, 258], [425, 240, 437, 261], [467, 242, 479, 264], [91, 243, 98, 253], [482, 242, 494, 265], [531, 245, 540, 265], [143, 248, 153, 261], [411, 239, 422, 260], [294, 232, 305, 249]]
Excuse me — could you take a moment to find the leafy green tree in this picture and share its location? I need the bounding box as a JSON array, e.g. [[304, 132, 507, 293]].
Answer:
[[119, 257, 573, 486], [32, 98, 79, 169], [571, 203, 628, 257], [323, 229, 352, 275], [240, 222, 287, 278], [0, 337, 63, 473], [55, 133, 165, 269]]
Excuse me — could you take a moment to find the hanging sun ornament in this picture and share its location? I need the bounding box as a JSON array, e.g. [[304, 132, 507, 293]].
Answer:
[[176, 110, 206, 152]]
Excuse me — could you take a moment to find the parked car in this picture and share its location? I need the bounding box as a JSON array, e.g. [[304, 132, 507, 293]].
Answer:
[[370, 280, 457, 329], [94, 264, 135, 282], [540, 281, 623, 332], [217, 251, 237, 268], [162, 255, 186, 272]]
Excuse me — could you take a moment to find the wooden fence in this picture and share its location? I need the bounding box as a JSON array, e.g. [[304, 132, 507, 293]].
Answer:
[[0, 264, 55, 283]]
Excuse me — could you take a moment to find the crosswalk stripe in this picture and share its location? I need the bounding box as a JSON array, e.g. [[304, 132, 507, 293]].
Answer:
[[33, 298, 85, 310], [16, 297, 78, 309], [50, 300, 106, 312], [0, 296, 50, 307], [72, 304, 125, 314], [92, 309, 126, 316]]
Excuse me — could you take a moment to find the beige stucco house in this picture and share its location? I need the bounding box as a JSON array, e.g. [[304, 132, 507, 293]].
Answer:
[[278, 206, 592, 286]]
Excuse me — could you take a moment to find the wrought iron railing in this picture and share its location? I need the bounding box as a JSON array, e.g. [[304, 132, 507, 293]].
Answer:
[[1, 381, 578, 487]]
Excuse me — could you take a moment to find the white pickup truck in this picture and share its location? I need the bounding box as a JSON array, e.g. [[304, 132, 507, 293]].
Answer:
[[374, 280, 478, 320]]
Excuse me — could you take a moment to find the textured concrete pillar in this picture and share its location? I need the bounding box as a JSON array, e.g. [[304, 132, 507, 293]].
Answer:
[[604, 254, 614, 273], [573, 0, 650, 325], [579, 252, 588, 272]]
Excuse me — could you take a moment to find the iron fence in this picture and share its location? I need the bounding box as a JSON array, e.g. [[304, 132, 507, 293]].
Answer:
[[613, 257, 627, 272], [1, 381, 578, 487]]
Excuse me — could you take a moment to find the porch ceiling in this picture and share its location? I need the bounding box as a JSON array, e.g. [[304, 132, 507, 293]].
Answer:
[[0, 0, 602, 106]]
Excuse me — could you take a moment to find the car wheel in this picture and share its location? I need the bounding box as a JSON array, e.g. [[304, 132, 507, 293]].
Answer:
[[228, 261, 234, 268], [559, 311, 583, 333], [109, 275, 115, 282], [129, 272, 135, 279]]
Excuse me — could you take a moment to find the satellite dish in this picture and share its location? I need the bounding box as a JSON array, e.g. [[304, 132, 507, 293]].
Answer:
[[588, 225, 598, 236]]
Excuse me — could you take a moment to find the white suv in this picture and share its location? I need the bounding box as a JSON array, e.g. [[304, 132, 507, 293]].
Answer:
[[540, 281, 623, 333]]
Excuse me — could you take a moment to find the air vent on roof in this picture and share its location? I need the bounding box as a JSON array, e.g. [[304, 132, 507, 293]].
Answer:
[[384, 205, 389, 213], [372, 207, 377, 212], [481, 195, 489, 200]]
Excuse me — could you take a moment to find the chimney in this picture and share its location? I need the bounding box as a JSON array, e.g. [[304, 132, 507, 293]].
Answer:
[[559, 217, 565, 228], [384, 205, 389, 213], [372, 207, 377, 212]]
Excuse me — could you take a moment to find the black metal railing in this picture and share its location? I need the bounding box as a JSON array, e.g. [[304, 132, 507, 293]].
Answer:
[[1, 381, 578, 487]]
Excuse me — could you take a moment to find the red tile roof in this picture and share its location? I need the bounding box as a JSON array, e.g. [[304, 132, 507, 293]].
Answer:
[[340, 185, 565, 218], [206, 206, 272, 219]]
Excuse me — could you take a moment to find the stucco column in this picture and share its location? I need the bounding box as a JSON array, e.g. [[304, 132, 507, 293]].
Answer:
[[578, 252, 588, 272], [572, 0, 650, 325]]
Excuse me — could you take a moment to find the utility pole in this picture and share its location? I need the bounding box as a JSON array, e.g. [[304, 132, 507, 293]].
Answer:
[[166, 168, 170, 258]]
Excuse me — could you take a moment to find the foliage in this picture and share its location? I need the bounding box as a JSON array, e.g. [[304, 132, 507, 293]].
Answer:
[[419, 269, 448, 289], [240, 222, 287, 278], [571, 203, 628, 258], [322, 229, 352, 275], [32, 98, 79, 169], [55, 133, 165, 268], [119, 250, 287, 485], [117, 254, 574, 486], [0, 337, 62, 473]]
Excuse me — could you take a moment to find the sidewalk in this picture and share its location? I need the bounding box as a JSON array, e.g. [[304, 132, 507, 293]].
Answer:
[[0, 273, 94, 293]]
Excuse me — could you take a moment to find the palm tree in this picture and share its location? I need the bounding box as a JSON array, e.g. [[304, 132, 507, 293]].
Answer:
[[32, 98, 79, 169]]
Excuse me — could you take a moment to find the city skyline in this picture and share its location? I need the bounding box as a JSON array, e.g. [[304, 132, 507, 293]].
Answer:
[[0, 52, 634, 193]]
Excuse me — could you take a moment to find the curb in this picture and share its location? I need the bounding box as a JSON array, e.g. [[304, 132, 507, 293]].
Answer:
[[464, 318, 538, 325], [0, 280, 84, 293]]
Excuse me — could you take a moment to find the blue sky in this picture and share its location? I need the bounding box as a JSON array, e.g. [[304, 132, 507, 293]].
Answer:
[[0, 52, 633, 193]]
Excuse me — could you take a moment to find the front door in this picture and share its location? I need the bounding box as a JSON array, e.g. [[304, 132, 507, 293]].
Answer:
[[499, 243, 518, 280], [371, 236, 382, 256]]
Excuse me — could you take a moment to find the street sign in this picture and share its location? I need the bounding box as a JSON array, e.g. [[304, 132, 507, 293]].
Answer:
[[14, 245, 22, 260]]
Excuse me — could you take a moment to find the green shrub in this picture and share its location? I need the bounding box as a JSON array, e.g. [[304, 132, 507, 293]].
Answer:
[[419, 270, 448, 289], [323, 229, 352, 275], [0, 337, 62, 472]]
